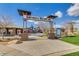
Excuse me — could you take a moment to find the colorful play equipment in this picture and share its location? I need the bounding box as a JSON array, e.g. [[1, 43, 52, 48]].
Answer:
[[17, 9, 79, 40], [18, 9, 31, 40], [46, 15, 58, 39], [18, 9, 63, 40]]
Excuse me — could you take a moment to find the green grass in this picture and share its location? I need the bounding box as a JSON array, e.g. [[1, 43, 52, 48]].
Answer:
[[62, 35, 79, 46], [63, 51, 79, 56]]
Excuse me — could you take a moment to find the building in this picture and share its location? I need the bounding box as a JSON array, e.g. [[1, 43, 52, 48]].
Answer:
[[0, 25, 43, 36], [0, 25, 23, 36]]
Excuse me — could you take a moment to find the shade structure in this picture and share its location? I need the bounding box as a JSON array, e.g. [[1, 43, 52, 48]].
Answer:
[[47, 15, 58, 39], [17, 9, 31, 40], [18, 9, 31, 16], [47, 15, 58, 19]]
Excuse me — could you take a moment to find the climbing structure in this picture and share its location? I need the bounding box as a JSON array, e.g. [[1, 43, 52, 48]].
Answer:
[[18, 9, 31, 40], [18, 9, 58, 40]]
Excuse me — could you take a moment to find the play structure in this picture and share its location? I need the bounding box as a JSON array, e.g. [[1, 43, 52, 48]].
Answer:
[[0, 10, 78, 42], [18, 9, 31, 40], [18, 9, 79, 40], [18, 9, 59, 40], [0, 9, 77, 42]]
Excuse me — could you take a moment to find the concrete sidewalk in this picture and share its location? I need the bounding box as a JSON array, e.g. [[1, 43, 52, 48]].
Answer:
[[0, 45, 31, 56], [7, 40, 79, 56]]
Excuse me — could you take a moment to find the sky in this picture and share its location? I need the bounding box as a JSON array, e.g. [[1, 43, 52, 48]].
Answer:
[[0, 3, 79, 28]]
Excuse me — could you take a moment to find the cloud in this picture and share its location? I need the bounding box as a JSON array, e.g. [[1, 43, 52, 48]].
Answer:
[[67, 3, 79, 16], [71, 20, 79, 23], [27, 20, 35, 22], [54, 25, 61, 28], [55, 11, 63, 18], [34, 21, 39, 24]]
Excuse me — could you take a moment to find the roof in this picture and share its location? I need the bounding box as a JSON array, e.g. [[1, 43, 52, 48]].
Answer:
[[0, 25, 24, 29], [18, 9, 31, 16]]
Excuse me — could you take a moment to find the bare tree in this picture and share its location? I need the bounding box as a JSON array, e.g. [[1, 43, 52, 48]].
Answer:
[[0, 15, 15, 40], [1, 16, 15, 27], [67, 21, 76, 33]]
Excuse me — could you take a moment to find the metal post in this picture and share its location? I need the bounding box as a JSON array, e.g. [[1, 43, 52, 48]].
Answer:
[[26, 20, 27, 33], [23, 19, 25, 33]]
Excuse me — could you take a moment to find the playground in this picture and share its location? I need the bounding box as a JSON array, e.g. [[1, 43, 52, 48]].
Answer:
[[0, 3, 79, 56]]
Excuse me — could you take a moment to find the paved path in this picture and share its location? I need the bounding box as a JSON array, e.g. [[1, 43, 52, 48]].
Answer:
[[29, 33, 46, 37], [0, 45, 31, 56], [0, 34, 79, 56], [7, 39, 79, 56]]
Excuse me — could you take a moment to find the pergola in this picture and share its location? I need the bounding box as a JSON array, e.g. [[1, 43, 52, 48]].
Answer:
[[18, 9, 58, 40]]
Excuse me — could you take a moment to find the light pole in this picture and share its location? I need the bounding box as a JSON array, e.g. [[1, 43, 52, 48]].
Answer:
[[47, 15, 57, 39], [18, 9, 31, 40]]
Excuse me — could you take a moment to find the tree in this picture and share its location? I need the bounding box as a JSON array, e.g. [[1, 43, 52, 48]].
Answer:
[[0, 16, 15, 40], [67, 21, 76, 33]]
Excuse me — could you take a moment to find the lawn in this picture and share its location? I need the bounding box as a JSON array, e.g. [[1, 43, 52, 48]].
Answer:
[[62, 35, 79, 46], [63, 51, 79, 56]]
